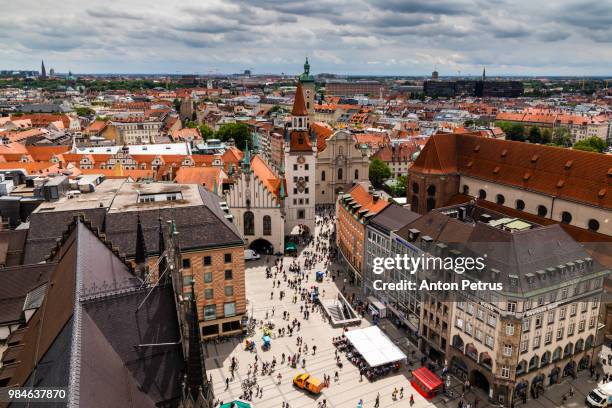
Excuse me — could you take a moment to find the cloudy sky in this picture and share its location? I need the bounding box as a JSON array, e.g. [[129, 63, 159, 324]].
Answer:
[[1, 0, 611, 76]]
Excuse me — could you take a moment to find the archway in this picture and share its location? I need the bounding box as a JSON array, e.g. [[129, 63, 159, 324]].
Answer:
[[249, 238, 274, 255], [563, 360, 576, 378], [540, 351, 551, 367], [451, 356, 468, 379], [516, 360, 527, 375], [548, 367, 560, 385], [479, 352, 492, 371], [465, 343, 478, 361], [452, 335, 464, 352], [514, 381, 528, 402], [531, 374, 545, 398], [469, 370, 490, 394], [575, 339, 584, 353], [579, 355, 590, 370], [586, 335, 594, 349]]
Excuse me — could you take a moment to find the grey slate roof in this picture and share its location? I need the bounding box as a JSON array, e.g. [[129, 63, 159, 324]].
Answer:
[[368, 203, 420, 234]]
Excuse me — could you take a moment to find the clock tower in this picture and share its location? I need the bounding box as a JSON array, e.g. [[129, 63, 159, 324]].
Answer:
[[284, 82, 316, 236]]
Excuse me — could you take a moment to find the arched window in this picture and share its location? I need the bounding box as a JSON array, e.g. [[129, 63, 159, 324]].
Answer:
[[537, 205, 548, 217], [561, 211, 572, 224], [243, 211, 254, 236], [263, 215, 271, 236], [354, 169, 359, 180], [412, 183, 419, 194], [337, 168, 343, 180], [496, 194, 505, 205], [321, 170, 326, 181], [478, 189, 486, 199], [462, 185, 469, 195], [427, 197, 436, 212], [427, 185, 436, 196], [516, 199, 525, 211], [588, 219, 600, 232]]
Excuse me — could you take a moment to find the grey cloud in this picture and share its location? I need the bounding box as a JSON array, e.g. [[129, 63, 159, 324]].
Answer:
[[537, 30, 571, 42], [86, 7, 143, 20], [374, 0, 475, 15]]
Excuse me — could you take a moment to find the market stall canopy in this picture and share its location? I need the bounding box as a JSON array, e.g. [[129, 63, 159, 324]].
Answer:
[[285, 242, 297, 251], [220, 400, 253, 408], [344, 326, 406, 367]]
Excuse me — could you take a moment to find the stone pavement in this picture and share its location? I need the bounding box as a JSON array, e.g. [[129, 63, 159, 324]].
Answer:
[[205, 215, 607, 408]]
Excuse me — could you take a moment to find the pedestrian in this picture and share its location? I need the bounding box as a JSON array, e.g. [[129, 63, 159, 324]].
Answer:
[[374, 392, 380, 408], [410, 394, 414, 406], [225, 377, 229, 390], [313, 345, 317, 355], [277, 373, 282, 385], [334, 371, 339, 382], [400, 387, 404, 399]]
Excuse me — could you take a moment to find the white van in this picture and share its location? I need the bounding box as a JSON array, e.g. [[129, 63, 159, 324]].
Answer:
[[244, 249, 260, 261], [587, 382, 612, 407]]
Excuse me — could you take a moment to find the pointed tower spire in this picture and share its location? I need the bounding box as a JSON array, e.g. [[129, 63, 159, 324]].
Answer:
[[279, 180, 285, 199], [304, 57, 310, 76], [242, 141, 251, 172], [40, 60, 47, 80], [135, 215, 148, 279], [292, 83, 308, 117], [482, 66, 486, 81]]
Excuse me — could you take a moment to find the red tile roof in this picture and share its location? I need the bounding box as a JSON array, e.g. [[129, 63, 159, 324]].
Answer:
[[291, 83, 308, 116]]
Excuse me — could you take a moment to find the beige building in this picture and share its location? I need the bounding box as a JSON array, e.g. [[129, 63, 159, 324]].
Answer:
[[315, 129, 370, 204]]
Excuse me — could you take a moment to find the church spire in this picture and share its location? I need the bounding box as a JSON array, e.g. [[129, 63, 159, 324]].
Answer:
[[304, 57, 310, 76], [482, 66, 486, 81], [40, 60, 47, 80], [242, 142, 251, 172]]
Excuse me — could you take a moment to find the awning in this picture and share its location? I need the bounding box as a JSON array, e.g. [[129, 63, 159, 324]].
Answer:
[[285, 242, 297, 251], [220, 400, 253, 408], [345, 326, 406, 367], [412, 367, 443, 392]]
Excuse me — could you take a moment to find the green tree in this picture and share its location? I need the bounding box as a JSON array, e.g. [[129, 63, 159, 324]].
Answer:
[[541, 129, 552, 144], [185, 120, 197, 129], [172, 98, 181, 112], [368, 158, 391, 188], [75, 107, 95, 117], [198, 124, 214, 140], [573, 137, 606, 153], [552, 128, 572, 147], [389, 175, 407, 196], [496, 121, 526, 142], [528, 126, 542, 143], [216, 122, 252, 149]]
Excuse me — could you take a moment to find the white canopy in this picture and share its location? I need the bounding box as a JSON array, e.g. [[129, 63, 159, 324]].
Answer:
[[345, 326, 407, 368]]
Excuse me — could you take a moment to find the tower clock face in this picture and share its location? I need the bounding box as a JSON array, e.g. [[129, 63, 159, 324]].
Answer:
[[297, 177, 306, 193], [297, 155, 306, 164]]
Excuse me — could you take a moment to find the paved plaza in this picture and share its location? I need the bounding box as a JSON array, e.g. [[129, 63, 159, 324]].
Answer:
[[206, 214, 605, 408]]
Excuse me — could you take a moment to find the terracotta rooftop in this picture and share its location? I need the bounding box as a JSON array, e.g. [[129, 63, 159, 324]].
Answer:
[[250, 154, 282, 201], [411, 132, 612, 209]]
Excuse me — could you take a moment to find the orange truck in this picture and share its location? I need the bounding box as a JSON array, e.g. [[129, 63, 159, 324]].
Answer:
[[293, 373, 325, 394]]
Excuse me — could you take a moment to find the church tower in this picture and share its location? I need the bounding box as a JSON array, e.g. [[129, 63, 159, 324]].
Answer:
[[298, 57, 315, 120], [283, 82, 316, 236]]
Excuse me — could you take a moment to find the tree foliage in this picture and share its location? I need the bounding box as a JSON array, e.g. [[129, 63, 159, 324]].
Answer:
[[75, 107, 95, 117], [551, 128, 572, 147], [216, 122, 252, 149], [368, 158, 391, 188], [198, 124, 214, 140], [573, 137, 606, 153], [496, 121, 525, 141]]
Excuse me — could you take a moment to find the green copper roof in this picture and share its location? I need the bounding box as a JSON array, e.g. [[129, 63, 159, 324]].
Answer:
[[299, 57, 314, 83]]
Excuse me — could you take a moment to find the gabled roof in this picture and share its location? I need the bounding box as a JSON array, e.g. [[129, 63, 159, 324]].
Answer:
[[251, 155, 282, 200]]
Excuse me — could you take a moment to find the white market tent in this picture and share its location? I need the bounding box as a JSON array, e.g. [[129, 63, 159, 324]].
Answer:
[[345, 326, 407, 368]]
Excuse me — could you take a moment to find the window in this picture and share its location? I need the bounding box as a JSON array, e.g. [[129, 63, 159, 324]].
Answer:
[[182, 258, 191, 269], [427, 185, 436, 196], [243, 211, 255, 235], [570, 303, 577, 316], [224, 269, 232, 280], [293, 164, 298, 171], [503, 345, 513, 357], [501, 366, 510, 379], [496, 194, 505, 205], [204, 305, 216, 321], [579, 319, 586, 332], [561, 288, 568, 299], [485, 335, 494, 348], [465, 321, 473, 335], [556, 327, 564, 340], [355, 169, 359, 179], [488, 314, 497, 328], [475, 329, 483, 342], [204, 288, 213, 299], [462, 185, 470, 195], [183, 275, 193, 286], [535, 314, 542, 328], [478, 189, 486, 199], [305, 164, 309, 170], [204, 272, 213, 283], [224, 302, 236, 317], [559, 307, 566, 320], [297, 209, 305, 219], [455, 317, 464, 329], [588, 219, 600, 232], [522, 318, 530, 332], [305, 188, 309, 194], [321, 171, 326, 181], [561, 211, 572, 224], [467, 303, 474, 315], [545, 330, 552, 344], [203, 256, 212, 266], [337, 168, 343, 179], [568, 321, 575, 336], [507, 301, 517, 313], [412, 183, 419, 194], [506, 323, 515, 336], [224, 286, 234, 296], [224, 253, 232, 263], [263, 215, 272, 236], [548, 311, 555, 324], [589, 315, 596, 328], [515, 199, 525, 211], [537, 205, 547, 217], [520, 339, 528, 353], [533, 332, 541, 348], [457, 301, 465, 310]]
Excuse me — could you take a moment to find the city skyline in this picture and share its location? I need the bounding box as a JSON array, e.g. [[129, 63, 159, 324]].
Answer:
[[1, 0, 611, 76]]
